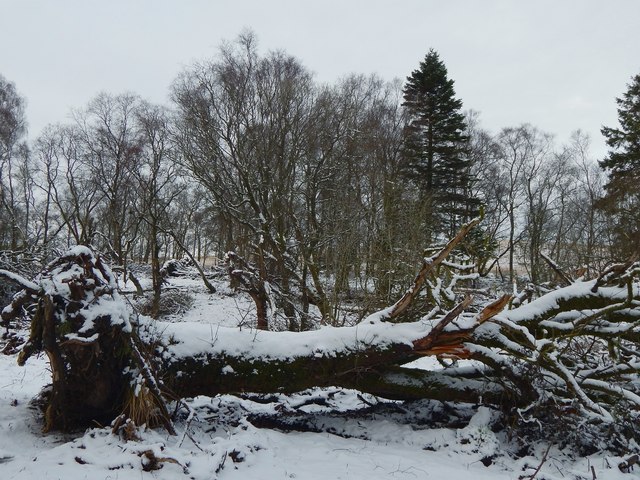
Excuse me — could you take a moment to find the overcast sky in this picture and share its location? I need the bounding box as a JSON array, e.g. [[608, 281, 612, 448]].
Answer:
[[2, 0, 639, 158]]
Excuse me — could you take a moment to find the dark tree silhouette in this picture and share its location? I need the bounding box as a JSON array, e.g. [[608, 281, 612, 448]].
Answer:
[[402, 49, 479, 239], [599, 72, 640, 257]]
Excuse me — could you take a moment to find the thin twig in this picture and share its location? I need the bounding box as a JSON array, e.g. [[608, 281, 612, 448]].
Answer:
[[520, 444, 552, 480]]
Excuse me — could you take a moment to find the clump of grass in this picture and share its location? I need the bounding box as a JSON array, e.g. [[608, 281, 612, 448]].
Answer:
[[121, 376, 164, 430], [136, 290, 195, 318]]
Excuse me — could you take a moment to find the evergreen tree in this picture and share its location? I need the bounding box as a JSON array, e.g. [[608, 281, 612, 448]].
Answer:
[[599, 73, 640, 257], [402, 49, 479, 239]]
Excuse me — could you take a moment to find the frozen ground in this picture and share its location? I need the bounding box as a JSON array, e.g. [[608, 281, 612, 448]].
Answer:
[[1, 274, 637, 479]]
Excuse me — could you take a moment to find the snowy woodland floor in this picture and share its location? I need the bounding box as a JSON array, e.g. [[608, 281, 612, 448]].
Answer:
[[1, 272, 639, 480]]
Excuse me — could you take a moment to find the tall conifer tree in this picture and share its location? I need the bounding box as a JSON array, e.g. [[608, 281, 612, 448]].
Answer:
[[402, 49, 478, 239], [599, 73, 640, 257]]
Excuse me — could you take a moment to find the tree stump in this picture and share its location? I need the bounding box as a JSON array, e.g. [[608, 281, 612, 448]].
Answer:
[[5, 247, 171, 432]]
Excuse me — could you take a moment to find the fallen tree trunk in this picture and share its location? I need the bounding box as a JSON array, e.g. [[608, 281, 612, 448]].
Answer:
[[3, 221, 640, 441], [156, 293, 512, 406], [156, 301, 508, 405], [154, 260, 640, 426]]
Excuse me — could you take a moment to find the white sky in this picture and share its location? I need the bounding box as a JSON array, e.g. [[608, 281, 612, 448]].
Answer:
[[2, 0, 639, 158]]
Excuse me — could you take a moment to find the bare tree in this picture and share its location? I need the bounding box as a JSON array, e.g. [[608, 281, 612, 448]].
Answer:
[[173, 35, 414, 327], [173, 32, 333, 328], [0, 75, 29, 250], [131, 102, 184, 316], [465, 111, 505, 275], [34, 125, 103, 246], [518, 128, 558, 284], [73, 93, 144, 267], [559, 131, 610, 275], [493, 126, 531, 282]]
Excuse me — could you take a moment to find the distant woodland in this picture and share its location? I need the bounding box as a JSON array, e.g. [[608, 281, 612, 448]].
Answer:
[[2, 33, 638, 327]]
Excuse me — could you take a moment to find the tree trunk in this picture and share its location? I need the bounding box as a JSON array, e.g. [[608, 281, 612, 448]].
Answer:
[[509, 201, 516, 283], [162, 343, 509, 406], [150, 221, 162, 318], [4, 222, 640, 435]]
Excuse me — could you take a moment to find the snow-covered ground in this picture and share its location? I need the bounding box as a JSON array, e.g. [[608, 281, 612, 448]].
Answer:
[[1, 273, 637, 479]]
